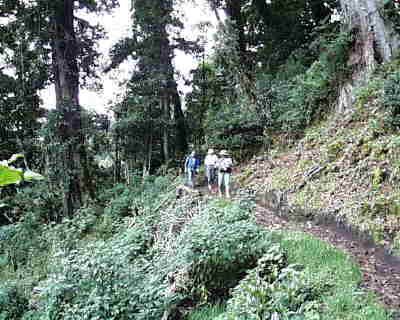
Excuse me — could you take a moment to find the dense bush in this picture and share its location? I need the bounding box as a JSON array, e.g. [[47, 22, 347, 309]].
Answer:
[[199, 29, 352, 154], [215, 245, 322, 320], [381, 1, 400, 34], [266, 31, 352, 132], [35, 226, 157, 320], [26, 198, 273, 320], [0, 177, 391, 320], [0, 213, 48, 274], [172, 202, 272, 300], [1, 182, 63, 224], [383, 71, 400, 128], [203, 102, 264, 157], [0, 283, 29, 320]]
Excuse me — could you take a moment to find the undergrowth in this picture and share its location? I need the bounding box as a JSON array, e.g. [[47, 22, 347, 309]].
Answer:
[[0, 176, 392, 319], [263, 68, 400, 251]]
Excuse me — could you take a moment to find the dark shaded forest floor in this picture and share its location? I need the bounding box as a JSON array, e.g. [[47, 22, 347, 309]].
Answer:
[[255, 203, 400, 318]]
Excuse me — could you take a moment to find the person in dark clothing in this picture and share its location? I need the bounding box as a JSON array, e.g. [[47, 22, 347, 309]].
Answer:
[[184, 151, 201, 188]]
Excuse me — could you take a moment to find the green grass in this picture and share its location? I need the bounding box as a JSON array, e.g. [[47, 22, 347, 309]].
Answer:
[[187, 304, 225, 320], [277, 231, 392, 320]]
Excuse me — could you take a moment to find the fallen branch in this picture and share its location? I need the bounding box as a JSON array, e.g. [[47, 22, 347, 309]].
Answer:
[[294, 165, 326, 192]]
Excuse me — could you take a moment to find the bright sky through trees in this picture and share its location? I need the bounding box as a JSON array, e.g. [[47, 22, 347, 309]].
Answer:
[[39, 0, 219, 114]]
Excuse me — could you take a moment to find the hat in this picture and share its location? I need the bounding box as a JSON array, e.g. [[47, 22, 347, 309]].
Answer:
[[219, 150, 229, 156], [207, 148, 214, 155]]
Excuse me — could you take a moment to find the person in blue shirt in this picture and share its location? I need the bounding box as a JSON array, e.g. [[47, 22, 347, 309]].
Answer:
[[184, 151, 201, 188]]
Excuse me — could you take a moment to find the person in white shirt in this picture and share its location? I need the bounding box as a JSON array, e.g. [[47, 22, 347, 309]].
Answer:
[[217, 150, 233, 198], [204, 148, 219, 192]]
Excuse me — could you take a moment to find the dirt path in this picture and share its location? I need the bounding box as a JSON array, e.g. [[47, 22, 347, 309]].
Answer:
[[255, 204, 400, 317], [181, 176, 400, 316]]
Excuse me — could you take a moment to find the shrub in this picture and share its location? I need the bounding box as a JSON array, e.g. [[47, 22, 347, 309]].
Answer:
[[0, 283, 29, 320], [35, 226, 157, 320], [383, 71, 400, 128], [170, 200, 272, 301], [187, 304, 226, 320], [1, 182, 63, 224], [0, 213, 48, 273], [355, 78, 384, 109], [216, 246, 322, 320], [268, 31, 352, 133]]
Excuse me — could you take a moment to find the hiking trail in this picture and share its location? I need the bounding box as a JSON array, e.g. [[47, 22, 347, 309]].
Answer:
[[179, 170, 400, 317]]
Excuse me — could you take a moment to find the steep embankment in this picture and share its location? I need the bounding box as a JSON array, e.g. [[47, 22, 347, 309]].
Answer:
[[243, 105, 400, 252], [237, 95, 400, 312]]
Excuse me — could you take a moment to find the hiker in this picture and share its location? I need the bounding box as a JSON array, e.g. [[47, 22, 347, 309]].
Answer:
[[184, 151, 200, 188], [204, 148, 218, 193], [217, 150, 233, 198]]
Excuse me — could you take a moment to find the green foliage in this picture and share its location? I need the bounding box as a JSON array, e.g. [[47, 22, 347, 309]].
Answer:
[[204, 102, 264, 152], [269, 31, 352, 132], [222, 274, 319, 320], [210, 0, 339, 74], [173, 201, 272, 300], [200, 28, 352, 154], [0, 212, 48, 275], [326, 139, 345, 161], [0, 154, 43, 188], [187, 304, 226, 320], [279, 232, 390, 319], [111, 0, 189, 172], [0, 283, 29, 320], [2, 182, 62, 224], [185, 63, 223, 146], [21, 193, 272, 320], [215, 245, 322, 320], [355, 78, 384, 109], [0, 174, 393, 320], [383, 71, 400, 128], [197, 230, 391, 319], [380, 1, 400, 34], [0, 165, 23, 188], [394, 232, 400, 255], [371, 167, 385, 190], [37, 227, 155, 320]]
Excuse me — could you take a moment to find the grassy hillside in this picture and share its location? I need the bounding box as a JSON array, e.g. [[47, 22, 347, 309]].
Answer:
[[243, 66, 400, 255]]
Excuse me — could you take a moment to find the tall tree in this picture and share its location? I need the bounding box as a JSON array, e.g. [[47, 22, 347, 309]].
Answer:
[[50, 0, 118, 215], [208, 0, 338, 100], [0, 1, 48, 164], [0, 0, 117, 216], [110, 0, 191, 175], [50, 0, 83, 215]]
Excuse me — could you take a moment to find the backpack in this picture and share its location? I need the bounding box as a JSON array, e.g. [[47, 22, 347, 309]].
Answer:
[[187, 157, 197, 170], [219, 158, 232, 173]]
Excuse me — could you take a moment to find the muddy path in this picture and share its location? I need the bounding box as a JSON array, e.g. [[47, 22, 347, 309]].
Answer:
[[255, 204, 400, 318]]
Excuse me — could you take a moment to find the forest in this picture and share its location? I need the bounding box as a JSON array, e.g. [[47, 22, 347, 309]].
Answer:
[[1, 0, 400, 319]]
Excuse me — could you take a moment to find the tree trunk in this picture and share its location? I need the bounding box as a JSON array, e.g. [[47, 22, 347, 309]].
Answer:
[[162, 92, 169, 165], [114, 130, 121, 183], [172, 90, 187, 157], [159, 12, 186, 164], [337, 0, 400, 113], [341, 0, 400, 62], [51, 0, 82, 217], [225, 0, 257, 103], [143, 131, 152, 179]]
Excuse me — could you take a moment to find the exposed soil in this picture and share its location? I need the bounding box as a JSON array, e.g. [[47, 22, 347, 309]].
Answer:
[[181, 173, 400, 317], [255, 204, 400, 318]]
